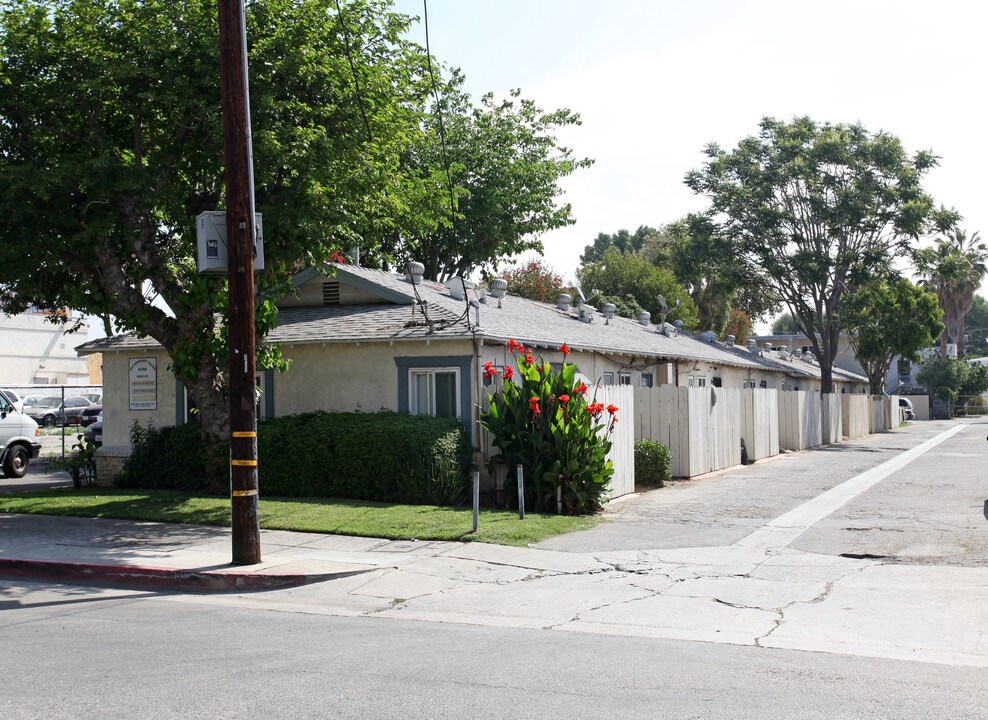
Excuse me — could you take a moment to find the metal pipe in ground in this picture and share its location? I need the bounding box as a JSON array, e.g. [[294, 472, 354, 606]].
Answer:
[[557, 485, 562, 515], [472, 471, 480, 533], [516, 465, 525, 520]]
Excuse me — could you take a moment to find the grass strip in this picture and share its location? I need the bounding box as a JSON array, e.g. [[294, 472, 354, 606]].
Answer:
[[0, 488, 601, 547]]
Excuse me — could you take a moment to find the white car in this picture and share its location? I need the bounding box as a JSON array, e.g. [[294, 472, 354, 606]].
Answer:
[[1, 388, 24, 413], [0, 391, 41, 478]]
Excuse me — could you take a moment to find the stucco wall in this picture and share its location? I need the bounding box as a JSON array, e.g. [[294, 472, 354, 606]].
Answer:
[[100, 349, 178, 448]]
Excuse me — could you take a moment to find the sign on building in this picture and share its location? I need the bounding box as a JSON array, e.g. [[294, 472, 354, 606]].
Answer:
[[129, 358, 157, 410]]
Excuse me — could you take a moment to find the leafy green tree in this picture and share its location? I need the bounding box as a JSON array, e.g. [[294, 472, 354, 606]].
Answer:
[[843, 277, 943, 395], [771, 312, 801, 334], [576, 248, 697, 328], [499, 259, 566, 304], [380, 74, 592, 281], [913, 229, 988, 359], [0, 0, 440, 447], [722, 308, 753, 345], [963, 294, 988, 357], [917, 356, 968, 403], [686, 116, 956, 393], [581, 225, 658, 265]]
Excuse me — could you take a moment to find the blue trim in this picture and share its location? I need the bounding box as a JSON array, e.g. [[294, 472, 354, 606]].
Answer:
[[394, 355, 472, 427]]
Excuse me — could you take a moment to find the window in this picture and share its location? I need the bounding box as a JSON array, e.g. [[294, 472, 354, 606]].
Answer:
[[602, 372, 615, 386], [711, 377, 722, 388], [618, 371, 632, 386], [742, 379, 756, 389], [759, 380, 768, 389], [697, 377, 707, 387], [640, 372, 653, 388], [899, 359, 911, 377], [410, 368, 459, 418]]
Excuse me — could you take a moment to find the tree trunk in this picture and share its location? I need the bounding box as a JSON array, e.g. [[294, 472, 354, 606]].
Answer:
[[180, 359, 231, 493]]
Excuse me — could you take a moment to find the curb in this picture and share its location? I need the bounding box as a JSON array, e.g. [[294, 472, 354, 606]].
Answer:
[[0, 557, 377, 593]]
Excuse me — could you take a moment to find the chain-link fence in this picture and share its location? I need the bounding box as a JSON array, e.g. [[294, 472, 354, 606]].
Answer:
[[954, 395, 988, 418], [1, 385, 102, 460]]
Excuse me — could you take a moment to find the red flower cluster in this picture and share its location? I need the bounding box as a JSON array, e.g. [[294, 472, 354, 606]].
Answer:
[[575, 381, 588, 395], [529, 396, 541, 415], [558, 394, 570, 404], [329, 250, 349, 264], [524, 349, 534, 364], [483, 361, 499, 380], [588, 402, 604, 417], [507, 338, 525, 354], [502, 365, 514, 382], [606, 404, 619, 415], [560, 343, 570, 356]]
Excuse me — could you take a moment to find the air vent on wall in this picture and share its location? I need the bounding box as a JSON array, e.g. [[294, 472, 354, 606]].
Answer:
[[323, 281, 341, 306]]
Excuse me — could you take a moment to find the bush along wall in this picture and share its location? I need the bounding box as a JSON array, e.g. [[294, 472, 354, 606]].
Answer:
[[480, 340, 617, 514], [634, 439, 671, 487], [117, 412, 474, 506]]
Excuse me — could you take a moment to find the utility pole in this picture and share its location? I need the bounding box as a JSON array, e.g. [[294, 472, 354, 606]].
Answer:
[[218, 0, 260, 564]]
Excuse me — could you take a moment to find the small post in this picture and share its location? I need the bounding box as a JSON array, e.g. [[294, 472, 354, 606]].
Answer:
[[516, 465, 525, 520], [60, 386, 66, 459], [472, 471, 480, 533], [557, 485, 563, 515]]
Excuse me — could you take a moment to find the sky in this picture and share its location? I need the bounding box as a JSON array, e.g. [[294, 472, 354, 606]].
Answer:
[[392, 0, 988, 291]]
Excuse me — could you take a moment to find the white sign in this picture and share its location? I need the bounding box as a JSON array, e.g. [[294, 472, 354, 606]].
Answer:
[[129, 358, 158, 411]]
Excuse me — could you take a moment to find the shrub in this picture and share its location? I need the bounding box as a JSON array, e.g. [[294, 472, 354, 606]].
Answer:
[[480, 340, 617, 514], [49, 432, 99, 488], [117, 412, 473, 506], [634, 439, 671, 487]]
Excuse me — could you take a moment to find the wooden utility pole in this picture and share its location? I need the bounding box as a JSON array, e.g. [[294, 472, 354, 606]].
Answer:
[[218, 0, 261, 564]]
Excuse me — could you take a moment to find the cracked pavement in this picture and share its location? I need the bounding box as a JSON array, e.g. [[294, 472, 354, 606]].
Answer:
[[3, 419, 988, 668]]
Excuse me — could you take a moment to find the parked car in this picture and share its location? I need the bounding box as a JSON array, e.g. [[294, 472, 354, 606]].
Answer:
[[0, 391, 41, 477], [81, 392, 102, 404], [80, 403, 103, 427], [898, 397, 915, 420], [25, 395, 94, 427], [83, 414, 103, 447]]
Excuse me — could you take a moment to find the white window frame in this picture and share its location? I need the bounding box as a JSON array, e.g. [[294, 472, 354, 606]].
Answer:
[[602, 371, 615, 386], [640, 372, 654, 388], [618, 371, 632, 386], [409, 367, 461, 419]]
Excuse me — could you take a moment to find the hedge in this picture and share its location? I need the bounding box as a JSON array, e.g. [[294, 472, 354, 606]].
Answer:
[[118, 411, 474, 506]]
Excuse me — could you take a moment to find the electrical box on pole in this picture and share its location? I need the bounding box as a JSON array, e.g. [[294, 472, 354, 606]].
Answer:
[[196, 211, 264, 274]]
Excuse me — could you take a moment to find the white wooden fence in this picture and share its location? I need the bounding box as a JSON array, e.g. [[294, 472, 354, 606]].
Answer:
[[594, 385, 635, 498], [869, 397, 885, 433], [778, 391, 822, 450], [741, 388, 779, 461], [634, 385, 741, 478], [841, 394, 871, 439], [821, 393, 842, 445]]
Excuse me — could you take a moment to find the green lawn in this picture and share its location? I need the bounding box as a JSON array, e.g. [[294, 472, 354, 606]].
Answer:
[[0, 488, 601, 547]]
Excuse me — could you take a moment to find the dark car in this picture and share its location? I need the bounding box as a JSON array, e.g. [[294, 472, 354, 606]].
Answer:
[[80, 404, 103, 427], [26, 395, 93, 427], [83, 418, 103, 447]]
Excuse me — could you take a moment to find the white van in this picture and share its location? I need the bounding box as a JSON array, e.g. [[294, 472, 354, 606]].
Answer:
[[0, 390, 41, 478]]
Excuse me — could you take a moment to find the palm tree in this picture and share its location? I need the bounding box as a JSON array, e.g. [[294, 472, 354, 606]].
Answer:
[[914, 229, 988, 358]]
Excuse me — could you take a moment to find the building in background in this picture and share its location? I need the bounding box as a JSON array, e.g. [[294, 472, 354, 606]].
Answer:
[[0, 308, 95, 385]]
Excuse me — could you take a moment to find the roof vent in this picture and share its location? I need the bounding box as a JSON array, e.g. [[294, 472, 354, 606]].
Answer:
[[726, 334, 735, 346], [602, 303, 616, 324], [674, 320, 684, 330], [444, 277, 474, 301], [700, 330, 716, 343], [764, 342, 774, 351], [322, 280, 341, 306], [579, 304, 596, 323], [556, 293, 571, 311], [747, 339, 761, 356], [638, 310, 651, 326], [405, 261, 425, 285], [490, 278, 508, 308]]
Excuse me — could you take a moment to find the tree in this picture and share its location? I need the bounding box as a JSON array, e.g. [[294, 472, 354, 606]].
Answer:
[[963, 294, 988, 357], [771, 312, 801, 334], [581, 225, 659, 265], [722, 308, 753, 345], [685, 116, 956, 393], [843, 277, 943, 395], [913, 229, 988, 359], [915, 355, 988, 418], [379, 74, 592, 281], [499, 259, 566, 304], [576, 248, 698, 328], [0, 0, 441, 451]]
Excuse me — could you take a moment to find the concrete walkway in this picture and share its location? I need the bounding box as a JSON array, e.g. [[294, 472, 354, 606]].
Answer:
[[2, 420, 987, 668]]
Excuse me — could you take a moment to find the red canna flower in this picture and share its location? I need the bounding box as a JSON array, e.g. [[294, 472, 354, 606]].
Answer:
[[507, 338, 523, 354], [560, 343, 570, 356], [502, 365, 514, 381], [575, 381, 588, 395], [606, 404, 619, 415], [483, 361, 499, 380], [588, 402, 604, 417], [525, 349, 534, 364], [528, 396, 541, 415], [558, 394, 570, 404]]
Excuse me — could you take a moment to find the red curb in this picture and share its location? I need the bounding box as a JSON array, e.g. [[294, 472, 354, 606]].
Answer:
[[0, 558, 372, 593]]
